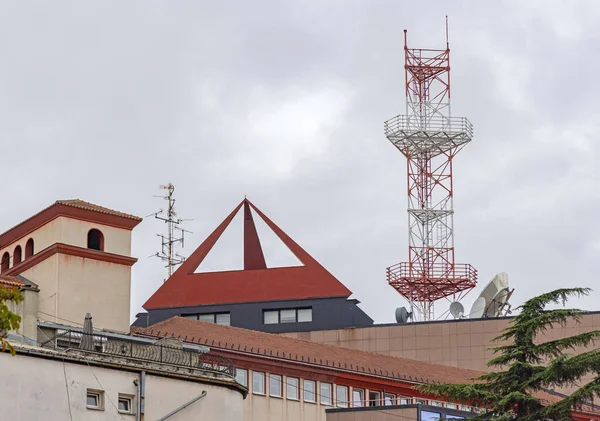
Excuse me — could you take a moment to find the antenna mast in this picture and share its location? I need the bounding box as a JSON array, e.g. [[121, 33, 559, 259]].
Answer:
[[383, 21, 477, 321], [151, 183, 192, 280]]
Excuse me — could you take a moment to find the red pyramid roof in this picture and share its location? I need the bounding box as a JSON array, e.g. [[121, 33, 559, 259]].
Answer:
[[143, 199, 353, 309]]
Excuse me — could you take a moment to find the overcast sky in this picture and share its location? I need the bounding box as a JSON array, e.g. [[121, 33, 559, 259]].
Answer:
[[1, 1, 599, 323]]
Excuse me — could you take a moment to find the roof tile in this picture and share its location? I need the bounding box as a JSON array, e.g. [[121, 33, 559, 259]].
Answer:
[[56, 199, 142, 221]]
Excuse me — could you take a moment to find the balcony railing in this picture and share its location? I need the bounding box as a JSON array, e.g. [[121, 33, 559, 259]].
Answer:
[[39, 329, 236, 377]]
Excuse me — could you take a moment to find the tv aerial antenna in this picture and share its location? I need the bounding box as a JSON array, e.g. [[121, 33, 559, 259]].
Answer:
[[149, 183, 193, 280]]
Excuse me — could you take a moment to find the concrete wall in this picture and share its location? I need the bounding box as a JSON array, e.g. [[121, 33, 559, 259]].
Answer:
[[282, 314, 600, 372], [0, 351, 243, 421], [6, 288, 39, 339]]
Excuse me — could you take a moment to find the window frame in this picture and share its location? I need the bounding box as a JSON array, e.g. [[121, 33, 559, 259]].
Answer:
[[383, 393, 395, 406], [352, 388, 365, 408], [368, 390, 381, 407], [303, 380, 316, 403], [252, 371, 266, 395], [286, 377, 299, 401], [117, 394, 134, 414], [262, 308, 313, 325], [336, 385, 349, 408], [183, 312, 231, 326], [269, 374, 283, 398], [86, 389, 104, 410], [320, 382, 333, 406], [235, 368, 248, 387]]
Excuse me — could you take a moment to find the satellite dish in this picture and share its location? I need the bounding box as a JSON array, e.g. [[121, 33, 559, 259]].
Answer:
[[449, 301, 465, 319], [470, 272, 512, 319], [469, 297, 486, 319], [395, 306, 413, 324]]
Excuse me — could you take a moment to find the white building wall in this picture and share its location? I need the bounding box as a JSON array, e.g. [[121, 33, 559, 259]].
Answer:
[[0, 352, 244, 421]]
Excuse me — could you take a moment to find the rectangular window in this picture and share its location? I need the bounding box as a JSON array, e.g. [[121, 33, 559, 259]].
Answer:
[[297, 308, 312, 322], [421, 411, 442, 421], [446, 403, 458, 410], [216, 313, 231, 326], [264, 310, 279, 324], [398, 396, 411, 405], [235, 368, 248, 387], [86, 389, 103, 410], [198, 313, 215, 323], [431, 400, 443, 407], [352, 388, 364, 407], [320, 382, 332, 405], [303, 380, 316, 403], [269, 374, 282, 398], [280, 309, 296, 323], [286, 377, 299, 400], [336, 385, 348, 408], [183, 314, 198, 319], [368, 391, 381, 407], [118, 394, 133, 414], [415, 398, 427, 405], [252, 371, 265, 395], [384, 393, 395, 406]]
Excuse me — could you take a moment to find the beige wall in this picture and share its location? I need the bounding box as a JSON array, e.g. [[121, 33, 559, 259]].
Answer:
[[327, 407, 418, 421], [23, 253, 132, 332], [6, 288, 39, 339], [0, 216, 132, 268], [0, 351, 243, 421]]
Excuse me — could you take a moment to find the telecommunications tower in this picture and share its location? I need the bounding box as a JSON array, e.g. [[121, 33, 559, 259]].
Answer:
[[384, 21, 477, 321], [151, 183, 192, 280]]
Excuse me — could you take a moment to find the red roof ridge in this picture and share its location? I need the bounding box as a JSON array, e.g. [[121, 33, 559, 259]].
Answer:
[[134, 316, 484, 385]]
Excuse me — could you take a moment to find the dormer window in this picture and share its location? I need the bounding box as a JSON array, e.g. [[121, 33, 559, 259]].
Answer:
[[13, 246, 22, 265], [87, 229, 104, 251], [25, 238, 34, 258], [1, 252, 9, 273]]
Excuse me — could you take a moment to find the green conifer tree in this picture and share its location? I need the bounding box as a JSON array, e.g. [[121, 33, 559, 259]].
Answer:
[[419, 288, 600, 420]]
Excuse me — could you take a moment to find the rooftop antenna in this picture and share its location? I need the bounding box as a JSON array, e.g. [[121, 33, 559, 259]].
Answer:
[[149, 183, 192, 280]]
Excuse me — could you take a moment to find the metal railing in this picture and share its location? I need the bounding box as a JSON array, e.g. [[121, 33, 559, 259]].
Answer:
[[384, 115, 473, 138], [39, 329, 235, 377]]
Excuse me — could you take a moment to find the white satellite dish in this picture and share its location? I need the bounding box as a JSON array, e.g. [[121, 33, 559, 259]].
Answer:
[[469, 272, 512, 319], [469, 296, 486, 318], [449, 301, 465, 319]]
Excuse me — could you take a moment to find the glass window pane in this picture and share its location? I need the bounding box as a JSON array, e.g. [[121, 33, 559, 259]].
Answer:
[[368, 391, 380, 407], [352, 389, 364, 407], [118, 398, 130, 412], [216, 313, 230, 326], [421, 411, 442, 421], [297, 308, 312, 322], [446, 403, 458, 410], [336, 385, 348, 408], [269, 374, 282, 397], [235, 369, 248, 386], [304, 380, 316, 402], [264, 310, 279, 324], [320, 383, 332, 405], [198, 314, 214, 323], [286, 377, 299, 400], [399, 397, 411, 405], [446, 416, 465, 420], [280, 309, 296, 323], [183, 314, 198, 320], [252, 371, 265, 394], [87, 394, 98, 407], [384, 393, 395, 406]]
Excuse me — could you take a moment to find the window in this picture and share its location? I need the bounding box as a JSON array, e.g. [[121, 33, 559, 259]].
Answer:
[[320, 382, 332, 405], [185, 312, 231, 326], [25, 238, 34, 258], [431, 400, 443, 407], [252, 371, 265, 395], [399, 396, 411, 405], [86, 389, 103, 410], [368, 391, 381, 407], [13, 246, 22, 265], [269, 374, 282, 397], [384, 393, 395, 406], [87, 229, 104, 251], [297, 308, 312, 322], [421, 410, 441, 421], [446, 416, 465, 420], [0, 252, 9, 273], [336, 385, 348, 408], [118, 394, 133, 414], [446, 403, 458, 410], [286, 377, 299, 400], [415, 398, 427, 405], [303, 380, 316, 403], [262, 308, 312, 324], [235, 368, 248, 387], [352, 388, 364, 407]]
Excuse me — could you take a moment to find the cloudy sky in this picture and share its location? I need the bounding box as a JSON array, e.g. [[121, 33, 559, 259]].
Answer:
[[1, 1, 599, 323]]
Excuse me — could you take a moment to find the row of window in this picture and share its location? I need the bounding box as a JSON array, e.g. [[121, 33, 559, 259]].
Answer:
[[264, 308, 312, 324], [234, 368, 479, 414], [184, 312, 231, 326], [86, 389, 134, 414], [0, 228, 105, 274], [0, 238, 34, 273]]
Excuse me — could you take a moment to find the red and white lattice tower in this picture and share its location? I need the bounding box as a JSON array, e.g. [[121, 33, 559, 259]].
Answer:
[[384, 23, 477, 321]]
